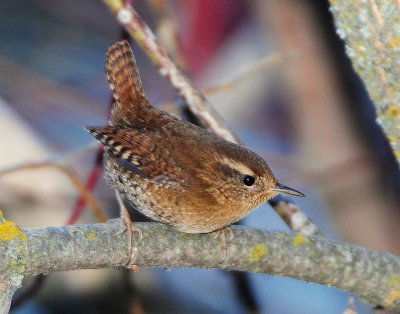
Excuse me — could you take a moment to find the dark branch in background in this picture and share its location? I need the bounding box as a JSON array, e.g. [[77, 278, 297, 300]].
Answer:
[[121, 269, 144, 314], [232, 272, 260, 314]]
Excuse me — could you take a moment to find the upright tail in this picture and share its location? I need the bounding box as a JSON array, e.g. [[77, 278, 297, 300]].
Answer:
[[105, 40, 151, 125]]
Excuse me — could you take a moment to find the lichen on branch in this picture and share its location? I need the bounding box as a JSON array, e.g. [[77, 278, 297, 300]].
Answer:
[[1, 218, 400, 310], [0, 211, 27, 314], [329, 1, 400, 165]]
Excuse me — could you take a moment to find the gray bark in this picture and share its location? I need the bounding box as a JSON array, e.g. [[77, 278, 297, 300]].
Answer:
[[2, 219, 400, 311], [329, 1, 400, 166]]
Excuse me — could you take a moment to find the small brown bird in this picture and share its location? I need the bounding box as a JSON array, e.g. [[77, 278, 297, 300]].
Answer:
[[86, 40, 303, 234]]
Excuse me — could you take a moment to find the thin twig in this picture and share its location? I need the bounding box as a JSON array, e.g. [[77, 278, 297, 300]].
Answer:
[[146, 0, 185, 67], [66, 145, 106, 225], [0, 161, 107, 223], [269, 195, 323, 237], [8, 150, 106, 310], [343, 297, 357, 314], [0, 142, 98, 176], [102, 0, 240, 143]]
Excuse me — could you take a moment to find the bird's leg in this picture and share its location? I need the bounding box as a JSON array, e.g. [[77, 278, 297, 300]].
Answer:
[[115, 192, 142, 271], [211, 227, 233, 264]]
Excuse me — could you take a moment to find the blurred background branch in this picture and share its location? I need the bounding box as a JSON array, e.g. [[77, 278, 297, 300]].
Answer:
[[329, 1, 400, 167]]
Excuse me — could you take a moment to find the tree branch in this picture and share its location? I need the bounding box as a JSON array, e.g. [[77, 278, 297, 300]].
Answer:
[[0, 276, 23, 314], [2, 215, 400, 311], [0, 212, 26, 314], [329, 1, 400, 166]]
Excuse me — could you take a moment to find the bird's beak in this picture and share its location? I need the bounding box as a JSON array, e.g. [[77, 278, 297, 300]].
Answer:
[[269, 183, 305, 197]]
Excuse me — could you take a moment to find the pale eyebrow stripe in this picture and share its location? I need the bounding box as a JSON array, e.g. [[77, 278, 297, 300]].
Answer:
[[217, 156, 255, 176]]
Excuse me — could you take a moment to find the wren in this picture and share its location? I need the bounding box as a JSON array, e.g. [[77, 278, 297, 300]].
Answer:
[[86, 40, 304, 234]]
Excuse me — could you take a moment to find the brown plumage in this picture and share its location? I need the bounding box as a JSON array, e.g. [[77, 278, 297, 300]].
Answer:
[[86, 40, 304, 233]]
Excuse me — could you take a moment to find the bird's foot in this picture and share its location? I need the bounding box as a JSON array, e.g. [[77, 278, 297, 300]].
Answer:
[[116, 193, 142, 270], [211, 227, 233, 264]]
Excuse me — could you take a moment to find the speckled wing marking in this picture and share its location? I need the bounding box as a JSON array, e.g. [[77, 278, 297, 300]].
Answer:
[[86, 126, 182, 182], [105, 40, 150, 125]]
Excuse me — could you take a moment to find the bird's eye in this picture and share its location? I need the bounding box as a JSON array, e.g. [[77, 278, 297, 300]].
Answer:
[[243, 175, 255, 186]]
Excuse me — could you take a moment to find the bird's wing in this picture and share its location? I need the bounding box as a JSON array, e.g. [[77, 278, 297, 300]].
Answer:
[[86, 125, 183, 182]]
